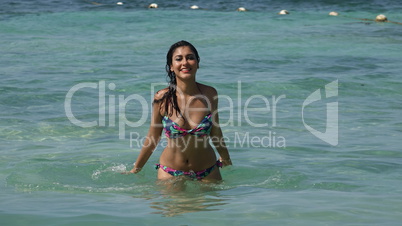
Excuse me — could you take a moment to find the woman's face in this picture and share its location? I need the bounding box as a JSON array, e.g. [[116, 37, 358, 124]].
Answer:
[[170, 46, 199, 81]]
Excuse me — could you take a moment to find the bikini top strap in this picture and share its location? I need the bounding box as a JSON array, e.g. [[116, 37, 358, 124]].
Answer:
[[196, 83, 211, 111], [196, 82, 203, 95]]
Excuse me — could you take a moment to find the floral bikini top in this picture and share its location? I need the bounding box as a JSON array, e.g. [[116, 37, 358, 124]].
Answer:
[[162, 113, 213, 139]]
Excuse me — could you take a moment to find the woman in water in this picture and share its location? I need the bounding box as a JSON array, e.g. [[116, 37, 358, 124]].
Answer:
[[127, 40, 232, 182]]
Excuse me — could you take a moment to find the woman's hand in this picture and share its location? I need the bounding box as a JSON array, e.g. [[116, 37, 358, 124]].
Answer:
[[121, 165, 142, 174], [219, 157, 232, 167], [130, 167, 142, 174]]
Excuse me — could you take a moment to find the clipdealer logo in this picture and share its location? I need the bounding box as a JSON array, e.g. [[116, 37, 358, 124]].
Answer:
[[64, 80, 339, 147], [302, 80, 338, 146]]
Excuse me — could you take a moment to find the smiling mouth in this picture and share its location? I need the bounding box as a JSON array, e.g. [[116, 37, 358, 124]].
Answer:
[[180, 68, 191, 73]]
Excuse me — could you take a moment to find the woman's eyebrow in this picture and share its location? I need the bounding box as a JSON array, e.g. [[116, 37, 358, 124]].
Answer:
[[174, 53, 195, 57]]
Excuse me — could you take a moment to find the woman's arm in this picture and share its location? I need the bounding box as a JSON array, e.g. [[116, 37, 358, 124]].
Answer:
[[209, 88, 232, 166], [128, 93, 164, 174]]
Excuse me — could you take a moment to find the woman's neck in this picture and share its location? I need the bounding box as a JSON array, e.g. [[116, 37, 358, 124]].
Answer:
[[176, 79, 199, 96]]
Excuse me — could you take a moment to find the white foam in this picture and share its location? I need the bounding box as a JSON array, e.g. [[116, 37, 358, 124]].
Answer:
[[92, 164, 127, 180]]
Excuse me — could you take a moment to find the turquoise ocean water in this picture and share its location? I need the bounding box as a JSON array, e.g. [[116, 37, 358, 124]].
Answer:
[[1, 0, 402, 225]]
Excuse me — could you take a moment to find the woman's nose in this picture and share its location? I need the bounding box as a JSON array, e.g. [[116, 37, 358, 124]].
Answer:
[[181, 59, 188, 65]]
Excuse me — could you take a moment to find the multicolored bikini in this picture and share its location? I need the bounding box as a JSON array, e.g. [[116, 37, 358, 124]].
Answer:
[[162, 112, 212, 139], [156, 112, 222, 180], [155, 161, 223, 180]]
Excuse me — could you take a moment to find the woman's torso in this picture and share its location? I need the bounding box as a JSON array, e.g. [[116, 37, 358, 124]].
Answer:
[[158, 83, 217, 171]]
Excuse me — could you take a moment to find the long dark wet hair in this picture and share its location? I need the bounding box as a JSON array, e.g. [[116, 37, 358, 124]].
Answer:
[[155, 40, 201, 117]]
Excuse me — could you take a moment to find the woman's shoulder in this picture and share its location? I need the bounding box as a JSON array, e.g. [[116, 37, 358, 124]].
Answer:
[[197, 83, 217, 96], [154, 87, 169, 99], [153, 87, 169, 105]]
